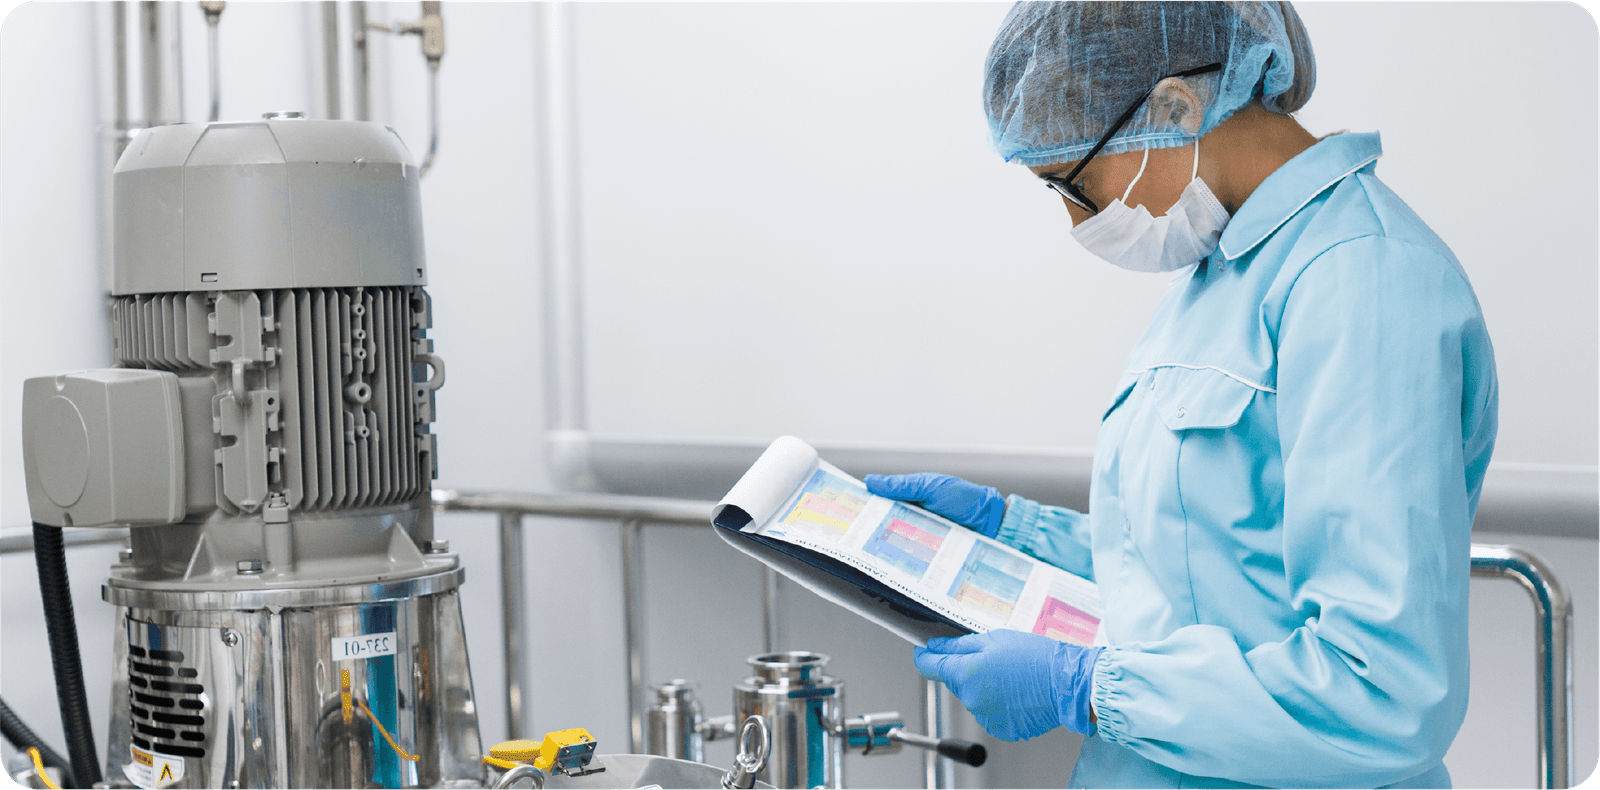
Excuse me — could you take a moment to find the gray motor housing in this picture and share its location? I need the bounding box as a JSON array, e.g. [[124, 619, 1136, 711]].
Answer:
[[24, 119, 442, 530], [112, 118, 427, 296]]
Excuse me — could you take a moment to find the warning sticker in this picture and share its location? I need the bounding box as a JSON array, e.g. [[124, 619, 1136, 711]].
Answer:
[[122, 745, 184, 789]]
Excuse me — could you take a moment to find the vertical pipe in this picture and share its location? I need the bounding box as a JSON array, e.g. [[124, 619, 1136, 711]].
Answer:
[[761, 566, 781, 653], [140, 1, 160, 125], [419, 60, 440, 176], [499, 511, 527, 740], [112, 3, 129, 158], [1470, 544, 1572, 789], [320, 1, 342, 119], [139, 1, 183, 127], [533, 3, 587, 436], [351, 2, 371, 120], [200, 1, 224, 122], [621, 519, 647, 753], [922, 680, 953, 790]]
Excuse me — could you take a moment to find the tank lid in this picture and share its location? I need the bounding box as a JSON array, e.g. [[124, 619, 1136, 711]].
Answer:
[[747, 651, 831, 685]]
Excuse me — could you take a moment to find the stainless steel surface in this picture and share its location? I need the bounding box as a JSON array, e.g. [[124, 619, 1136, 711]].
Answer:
[[622, 519, 648, 754], [699, 714, 738, 742], [500, 512, 528, 740], [420, 61, 440, 176], [139, 1, 183, 127], [532, 2, 587, 447], [540, 754, 774, 790], [105, 580, 483, 788], [922, 679, 951, 790], [494, 764, 546, 789], [104, 560, 465, 611], [734, 652, 843, 789], [720, 715, 769, 790], [1471, 544, 1573, 789], [350, 2, 371, 121], [841, 712, 902, 756], [200, 1, 223, 122], [761, 567, 781, 654], [0, 527, 129, 554], [647, 681, 704, 762], [320, 1, 341, 120], [433, 489, 715, 526]]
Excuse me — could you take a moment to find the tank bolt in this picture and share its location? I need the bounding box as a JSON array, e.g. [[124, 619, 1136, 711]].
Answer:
[[425, 539, 450, 554], [236, 559, 264, 575], [118, 547, 134, 563], [221, 629, 239, 647]]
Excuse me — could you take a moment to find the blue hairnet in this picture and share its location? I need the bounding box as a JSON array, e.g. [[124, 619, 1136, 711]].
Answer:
[[983, 2, 1315, 166]]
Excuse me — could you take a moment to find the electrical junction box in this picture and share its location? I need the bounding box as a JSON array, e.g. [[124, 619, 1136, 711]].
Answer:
[[22, 369, 185, 527]]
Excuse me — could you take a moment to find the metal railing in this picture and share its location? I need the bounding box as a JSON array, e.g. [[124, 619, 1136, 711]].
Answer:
[[0, 498, 1576, 788], [1470, 544, 1574, 789]]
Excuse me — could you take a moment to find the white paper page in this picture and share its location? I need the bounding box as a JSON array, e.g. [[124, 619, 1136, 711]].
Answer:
[[713, 437, 1102, 646], [712, 435, 819, 529]]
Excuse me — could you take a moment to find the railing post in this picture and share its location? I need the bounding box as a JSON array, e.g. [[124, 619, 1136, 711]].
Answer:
[[499, 511, 527, 740], [621, 519, 648, 753], [761, 566, 782, 654], [1470, 544, 1573, 789], [923, 679, 952, 789]]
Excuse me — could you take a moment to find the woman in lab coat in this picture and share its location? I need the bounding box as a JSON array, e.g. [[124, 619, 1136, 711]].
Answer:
[[866, 3, 1498, 787]]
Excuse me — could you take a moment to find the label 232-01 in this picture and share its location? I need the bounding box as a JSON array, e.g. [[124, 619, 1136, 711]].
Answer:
[[331, 631, 397, 660]]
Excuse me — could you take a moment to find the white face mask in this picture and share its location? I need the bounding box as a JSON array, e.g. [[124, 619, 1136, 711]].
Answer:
[[1069, 138, 1231, 273]]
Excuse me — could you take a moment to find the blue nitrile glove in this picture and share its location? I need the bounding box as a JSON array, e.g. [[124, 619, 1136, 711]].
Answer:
[[863, 473, 1006, 538], [913, 630, 1104, 741]]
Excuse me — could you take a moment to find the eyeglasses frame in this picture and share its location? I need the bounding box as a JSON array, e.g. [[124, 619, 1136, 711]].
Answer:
[[1043, 62, 1224, 215]]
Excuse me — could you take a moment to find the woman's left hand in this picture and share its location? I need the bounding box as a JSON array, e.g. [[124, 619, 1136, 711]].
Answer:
[[914, 630, 1103, 741]]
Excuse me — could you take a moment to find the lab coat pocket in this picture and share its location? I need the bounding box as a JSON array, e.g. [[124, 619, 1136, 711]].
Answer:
[[1151, 366, 1257, 431]]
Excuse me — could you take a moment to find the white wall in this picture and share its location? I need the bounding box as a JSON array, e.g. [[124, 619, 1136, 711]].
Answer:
[[0, 3, 1594, 788]]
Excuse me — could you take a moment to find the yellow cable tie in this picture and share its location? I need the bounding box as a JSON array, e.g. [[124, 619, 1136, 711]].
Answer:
[[341, 669, 353, 726], [28, 747, 61, 790], [355, 696, 420, 762]]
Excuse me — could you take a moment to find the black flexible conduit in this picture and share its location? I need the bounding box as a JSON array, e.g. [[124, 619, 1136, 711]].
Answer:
[[32, 523, 101, 788], [0, 696, 76, 788]]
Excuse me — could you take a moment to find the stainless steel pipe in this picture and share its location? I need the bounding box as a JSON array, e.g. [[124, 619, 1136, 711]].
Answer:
[[923, 680, 951, 790], [622, 519, 648, 753], [761, 567, 781, 654], [1471, 544, 1573, 789], [501, 512, 529, 739]]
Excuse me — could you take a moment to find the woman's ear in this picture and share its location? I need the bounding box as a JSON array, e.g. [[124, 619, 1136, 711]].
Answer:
[[1148, 77, 1204, 136]]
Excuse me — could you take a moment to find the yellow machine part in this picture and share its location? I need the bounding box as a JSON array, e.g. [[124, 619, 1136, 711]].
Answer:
[[487, 728, 596, 772]]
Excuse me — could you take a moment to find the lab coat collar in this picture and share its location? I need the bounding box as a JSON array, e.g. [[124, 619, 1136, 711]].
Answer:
[[1216, 132, 1384, 261]]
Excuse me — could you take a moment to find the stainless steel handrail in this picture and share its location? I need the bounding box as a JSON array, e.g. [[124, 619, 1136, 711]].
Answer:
[[1470, 544, 1573, 789], [0, 528, 129, 555], [2, 502, 1574, 789], [431, 489, 716, 755]]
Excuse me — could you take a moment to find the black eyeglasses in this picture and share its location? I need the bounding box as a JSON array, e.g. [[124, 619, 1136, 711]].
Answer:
[[1043, 62, 1223, 215]]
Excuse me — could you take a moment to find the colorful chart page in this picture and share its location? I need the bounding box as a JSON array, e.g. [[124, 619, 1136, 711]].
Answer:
[[777, 469, 869, 538], [1031, 578, 1101, 646], [862, 505, 952, 581], [947, 542, 1031, 622]]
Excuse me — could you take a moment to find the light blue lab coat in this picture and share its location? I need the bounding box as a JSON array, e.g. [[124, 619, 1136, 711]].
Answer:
[[994, 132, 1498, 789]]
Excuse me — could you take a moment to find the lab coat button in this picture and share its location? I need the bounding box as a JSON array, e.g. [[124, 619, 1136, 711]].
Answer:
[[1175, 406, 1187, 418]]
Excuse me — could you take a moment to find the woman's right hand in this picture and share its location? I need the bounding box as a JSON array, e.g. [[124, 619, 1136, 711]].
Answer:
[[863, 473, 1006, 538]]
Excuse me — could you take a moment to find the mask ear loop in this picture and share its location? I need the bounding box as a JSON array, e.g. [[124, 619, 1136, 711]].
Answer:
[[1121, 148, 1150, 204], [1191, 136, 1201, 182]]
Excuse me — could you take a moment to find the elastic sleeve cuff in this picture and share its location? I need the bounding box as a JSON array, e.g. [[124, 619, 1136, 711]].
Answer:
[[1089, 648, 1131, 745], [995, 494, 1042, 550]]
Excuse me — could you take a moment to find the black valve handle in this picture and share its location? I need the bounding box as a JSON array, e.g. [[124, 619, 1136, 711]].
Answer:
[[936, 738, 987, 767], [886, 727, 989, 767]]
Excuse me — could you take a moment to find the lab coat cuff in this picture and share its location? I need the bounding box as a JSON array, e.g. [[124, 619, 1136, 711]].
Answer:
[[1089, 648, 1131, 746], [996, 494, 1042, 553]]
